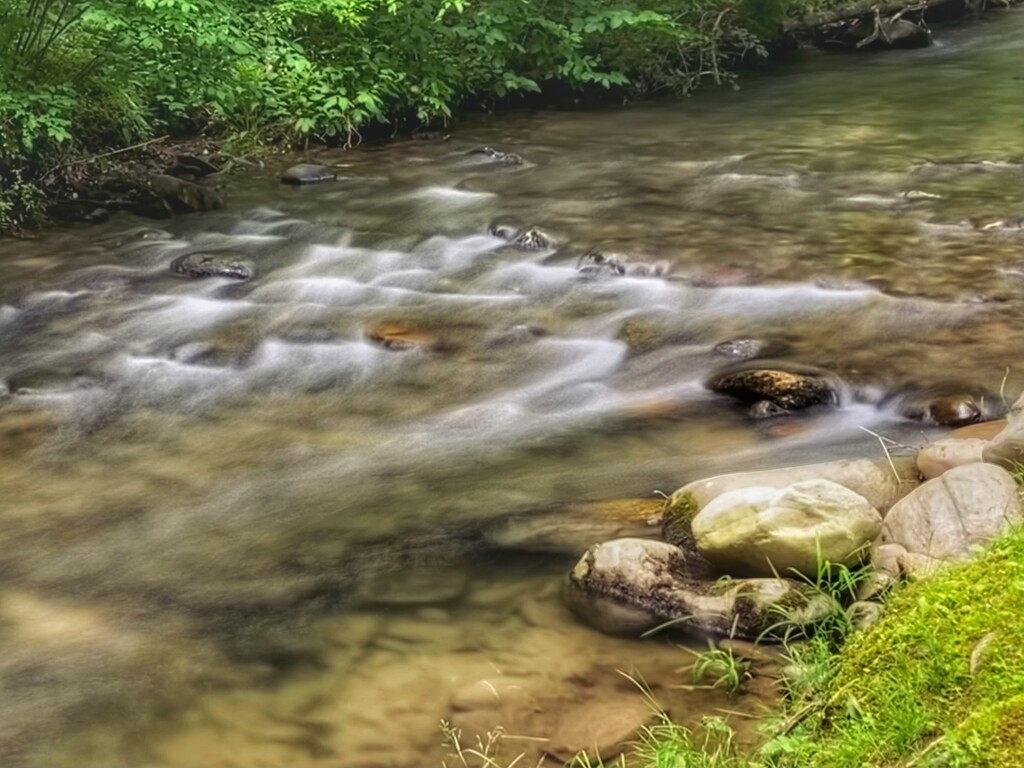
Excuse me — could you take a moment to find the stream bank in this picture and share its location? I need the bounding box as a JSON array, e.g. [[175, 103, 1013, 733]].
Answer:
[[561, 406, 1024, 766], [10, 0, 1020, 235], [2, 8, 1024, 767]]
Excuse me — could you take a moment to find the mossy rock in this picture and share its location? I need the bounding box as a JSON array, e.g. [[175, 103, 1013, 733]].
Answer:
[[661, 491, 707, 565]]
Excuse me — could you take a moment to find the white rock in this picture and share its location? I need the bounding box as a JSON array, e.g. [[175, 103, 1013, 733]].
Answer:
[[669, 457, 916, 517], [692, 479, 882, 578]]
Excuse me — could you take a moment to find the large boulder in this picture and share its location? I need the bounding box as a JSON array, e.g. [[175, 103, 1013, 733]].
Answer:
[[880, 463, 1022, 575], [666, 457, 916, 519], [691, 480, 882, 578], [564, 538, 832, 639]]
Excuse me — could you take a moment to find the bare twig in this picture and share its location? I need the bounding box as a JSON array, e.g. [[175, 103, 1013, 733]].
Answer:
[[856, 425, 906, 483]]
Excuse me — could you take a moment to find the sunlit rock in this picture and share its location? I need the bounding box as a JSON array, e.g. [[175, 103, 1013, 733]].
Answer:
[[692, 480, 881, 578]]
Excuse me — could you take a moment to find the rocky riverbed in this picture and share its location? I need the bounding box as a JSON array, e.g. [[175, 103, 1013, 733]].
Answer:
[[2, 9, 1024, 767]]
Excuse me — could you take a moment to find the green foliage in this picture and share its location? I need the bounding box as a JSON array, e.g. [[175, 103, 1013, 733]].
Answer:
[[687, 643, 752, 696], [759, 525, 1024, 767], [634, 715, 746, 768], [1, 0, 825, 230]]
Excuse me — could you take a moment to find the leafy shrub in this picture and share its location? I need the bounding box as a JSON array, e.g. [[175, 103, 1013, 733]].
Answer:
[[1, 0, 816, 229]]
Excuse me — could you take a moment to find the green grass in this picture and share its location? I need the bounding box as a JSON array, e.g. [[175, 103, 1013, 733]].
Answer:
[[764, 527, 1024, 767], [686, 644, 752, 696], [614, 527, 1024, 767]]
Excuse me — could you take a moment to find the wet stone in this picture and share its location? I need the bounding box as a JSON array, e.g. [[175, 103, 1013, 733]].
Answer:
[[488, 222, 521, 241], [470, 146, 524, 166], [547, 697, 656, 763], [366, 321, 437, 350], [927, 395, 982, 427], [170, 253, 253, 280], [354, 564, 469, 606], [708, 363, 839, 410], [714, 338, 770, 360], [281, 162, 338, 185], [485, 324, 548, 347], [513, 228, 552, 250], [577, 251, 669, 279], [750, 400, 789, 419]]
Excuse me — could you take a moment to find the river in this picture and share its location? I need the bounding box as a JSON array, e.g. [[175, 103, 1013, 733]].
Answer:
[[2, 9, 1024, 767]]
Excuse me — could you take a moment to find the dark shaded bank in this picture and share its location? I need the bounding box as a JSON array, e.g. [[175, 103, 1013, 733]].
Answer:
[[1, 0, 1018, 234]]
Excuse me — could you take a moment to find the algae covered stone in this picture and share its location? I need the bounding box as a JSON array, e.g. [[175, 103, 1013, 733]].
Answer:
[[691, 479, 882, 578], [563, 537, 830, 639]]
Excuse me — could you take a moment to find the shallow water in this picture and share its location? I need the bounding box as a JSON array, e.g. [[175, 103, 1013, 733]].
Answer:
[[3, 9, 1024, 767]]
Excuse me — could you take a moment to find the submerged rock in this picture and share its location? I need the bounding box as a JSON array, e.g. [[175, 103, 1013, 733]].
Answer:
[[880, 463, 1022, 575], [749, 400, 790, 419], [366, 321, 437, 350], [484, 324, 548, 348], [713, 338, 771, 360], [469, 146, 524, 166], [925, 394, 983, 427], [170, 252, 253, 280], [576, 251, 669, 279], [355, 563, 469, 606], [707, 362, 839, 411], [487, 222, 521, 241], [564, 538, 832, 638], [691, 480, 882, 578], [280, 163, 337, 185], [547, 697, 657, 763], [486, 223, 552, 249], [484, 498, 664, 555]]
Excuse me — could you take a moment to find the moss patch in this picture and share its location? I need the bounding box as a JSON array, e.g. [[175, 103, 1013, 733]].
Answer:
[[764, 527, 1024, 767]]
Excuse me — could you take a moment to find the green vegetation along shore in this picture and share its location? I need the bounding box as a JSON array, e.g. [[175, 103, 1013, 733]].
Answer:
[[565, 518, 1024, 768], [0, 0, 930, 232]]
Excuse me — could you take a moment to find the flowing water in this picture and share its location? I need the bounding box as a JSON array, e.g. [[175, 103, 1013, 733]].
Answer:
[[3, 10, 1024, 767]]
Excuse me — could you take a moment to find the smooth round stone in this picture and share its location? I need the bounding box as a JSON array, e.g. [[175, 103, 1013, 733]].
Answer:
[[927, 395, 982, 427], [280, 163, 338, 185], [691, 480, 882, 578], [916, 438, 986, 479], [547, 697, 657, 762]]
